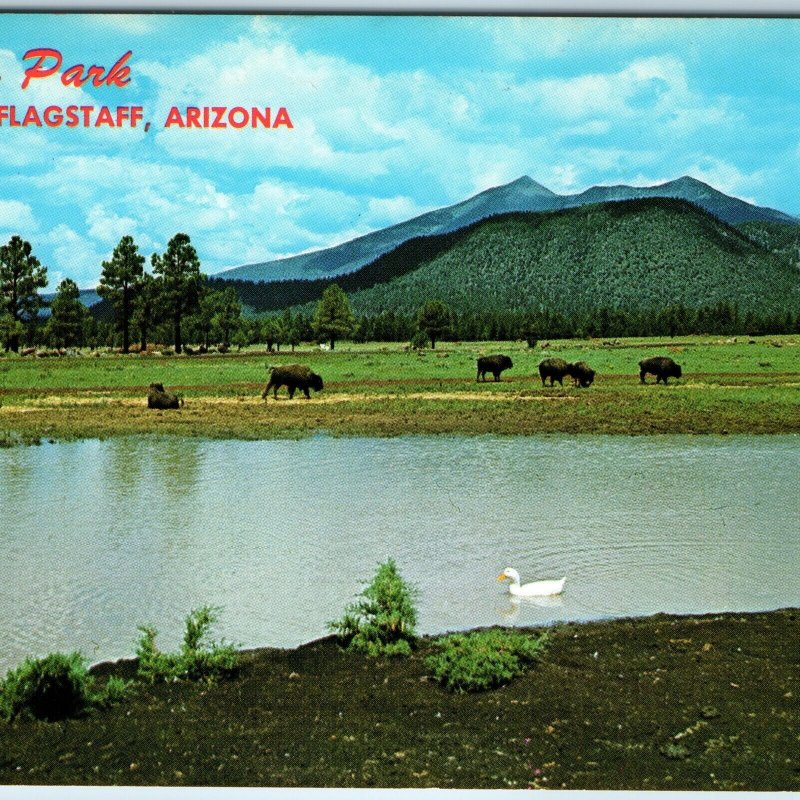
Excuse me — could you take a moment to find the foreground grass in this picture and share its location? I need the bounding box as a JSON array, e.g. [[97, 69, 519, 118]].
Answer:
[[0, 610, 796, 790], [1, 335, 798, 443]]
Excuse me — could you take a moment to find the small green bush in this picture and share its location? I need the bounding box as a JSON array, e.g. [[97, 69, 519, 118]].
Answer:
[[96, 675, 131, 708], [136, 606, 238, 683], [329, 558, 418, 657], [0, 652, 95, 721], [426, 628, 548, 692]]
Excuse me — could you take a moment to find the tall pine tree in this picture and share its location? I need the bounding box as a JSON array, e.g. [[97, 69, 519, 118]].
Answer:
[[46, 278, 86, 348], [0, 236, 47, 352], [98, 235, 145, 354], [151, 233, 203, 354], [313, 284, 355, 350]]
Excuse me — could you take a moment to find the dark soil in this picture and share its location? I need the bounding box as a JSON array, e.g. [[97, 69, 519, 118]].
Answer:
[[1, 609, 797, 790]]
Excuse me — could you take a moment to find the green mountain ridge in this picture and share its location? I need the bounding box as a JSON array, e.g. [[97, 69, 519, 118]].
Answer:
[[218, 174, 798, 284], [212, 198, 800, 319]]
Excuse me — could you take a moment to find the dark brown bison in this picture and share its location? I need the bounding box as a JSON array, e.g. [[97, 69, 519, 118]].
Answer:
[[262, 364, 324, 400], [147, 383, 182, 409], [639, 356, 682, 384], [476, 354, 513, 382], [539, 357, 571, 386], [568, 361, 596, 387]]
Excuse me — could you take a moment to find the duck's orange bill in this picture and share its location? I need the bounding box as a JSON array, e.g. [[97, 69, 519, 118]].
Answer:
[[496, 573, 508, 581]]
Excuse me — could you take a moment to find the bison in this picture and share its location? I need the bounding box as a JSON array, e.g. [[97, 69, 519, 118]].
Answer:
[[262, 364, 324, 400], [147, 383, 182, 409], [639, 356, 682, 384], [477, 354, 513, 382], [568, 361, 596, 387], [539, 357, 571, 386]]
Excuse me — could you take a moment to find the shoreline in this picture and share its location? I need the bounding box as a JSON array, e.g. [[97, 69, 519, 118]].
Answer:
[[81, 604, 798, 673], [2, 337, 799, 443], [3, 608, 798, 790]]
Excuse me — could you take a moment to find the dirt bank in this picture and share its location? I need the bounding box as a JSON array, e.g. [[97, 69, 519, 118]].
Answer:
[[1, 609, 797, 790]]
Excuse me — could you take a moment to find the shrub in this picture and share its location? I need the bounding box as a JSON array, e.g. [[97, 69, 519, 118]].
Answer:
[[0, 651, 133, 723], [329, 558, 418, 657], [426, 628, 548, 692], [96, 675, 131, 708], [0, 652, 95, 721], [136, 606, 238, 683]]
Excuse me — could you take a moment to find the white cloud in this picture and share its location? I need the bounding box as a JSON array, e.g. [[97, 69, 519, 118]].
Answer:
[[365, 196, 427, 228], [0, 200, 38, 232], [548, 165, 580, 192], [516, 55, 734, 142], [39, 224, 105, 288], [136, 37, 508, 187], [86, 205, 140, 245]]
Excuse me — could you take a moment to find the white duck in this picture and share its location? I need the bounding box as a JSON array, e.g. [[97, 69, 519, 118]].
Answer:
[[496, 567, 566, 597]]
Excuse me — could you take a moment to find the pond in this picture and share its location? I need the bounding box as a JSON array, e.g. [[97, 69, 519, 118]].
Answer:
[[1, 434, 798, 672]]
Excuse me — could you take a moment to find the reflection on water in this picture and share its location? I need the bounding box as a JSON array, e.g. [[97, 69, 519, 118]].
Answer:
[[496, 594, 566, 621], [0, 434, 798, 672]]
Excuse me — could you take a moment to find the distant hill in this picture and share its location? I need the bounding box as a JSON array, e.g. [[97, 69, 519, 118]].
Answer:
[[39, 288, 102, 317], [217, 176, 798, 284], [211, 198, 800, 318]]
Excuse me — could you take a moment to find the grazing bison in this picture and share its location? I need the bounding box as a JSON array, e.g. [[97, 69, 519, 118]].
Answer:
[[539, 357, 571, 386], [147, 383, 182, 409], [639, 356, 682, 384], [476, 354, 513, 382], [262, 364, 324, 400], [568, 361, 596, 387]]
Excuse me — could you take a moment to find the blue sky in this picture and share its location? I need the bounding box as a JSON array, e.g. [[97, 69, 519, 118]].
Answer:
[[0, 14, 799, 288]]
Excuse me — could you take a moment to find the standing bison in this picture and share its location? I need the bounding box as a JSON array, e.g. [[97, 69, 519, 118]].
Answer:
[[639, 356, 682, 384], [262, 364, 324, 400], [568, 361, 596, 387], [476, 354, 513, 382], [539, 357, 571, 386], [147, 383, 182, 409]]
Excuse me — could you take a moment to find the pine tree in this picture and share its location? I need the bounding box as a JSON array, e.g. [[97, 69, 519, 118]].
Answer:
[[97, 235, 145, 354], [212, 287, 242, 347], [46, 278, 86, 348], [416, 299, 451, 349], [0, 236, 48, 352], [261, 316, 285, 352], [151, 233, 203, 354], [132, 272, 160, 352], [313, 284, 355, 350]]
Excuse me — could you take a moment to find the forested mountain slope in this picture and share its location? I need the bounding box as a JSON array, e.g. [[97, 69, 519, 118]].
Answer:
[[212, 198, 798, 318]]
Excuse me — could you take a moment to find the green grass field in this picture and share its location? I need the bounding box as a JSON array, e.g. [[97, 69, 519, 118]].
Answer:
[[1, 335, 798, 444]]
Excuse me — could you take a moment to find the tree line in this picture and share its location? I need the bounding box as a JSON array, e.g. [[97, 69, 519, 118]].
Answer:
[[0, 234, 372, 353], [2, 233, 799, 354]]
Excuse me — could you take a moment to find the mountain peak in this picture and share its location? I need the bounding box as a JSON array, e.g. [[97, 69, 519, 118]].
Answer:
[[498, 175, 558, 197], [667, 175, 709, 187], [507, 175, 537, 187]]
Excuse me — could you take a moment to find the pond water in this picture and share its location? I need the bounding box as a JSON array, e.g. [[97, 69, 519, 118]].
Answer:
[[1, 434, 798, 672]]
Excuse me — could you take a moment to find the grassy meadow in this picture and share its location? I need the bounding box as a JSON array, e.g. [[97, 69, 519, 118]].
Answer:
[[1, 335, 799, 444]]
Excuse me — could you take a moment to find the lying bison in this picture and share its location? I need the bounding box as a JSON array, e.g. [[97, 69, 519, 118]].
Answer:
[[639, 356, 682, 384], [477, 354, 513, 382], [568, 361, 596, 388], [262, 364, 324, 400], [539, 357, 571, 386], [147, 383, 182, 409]]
